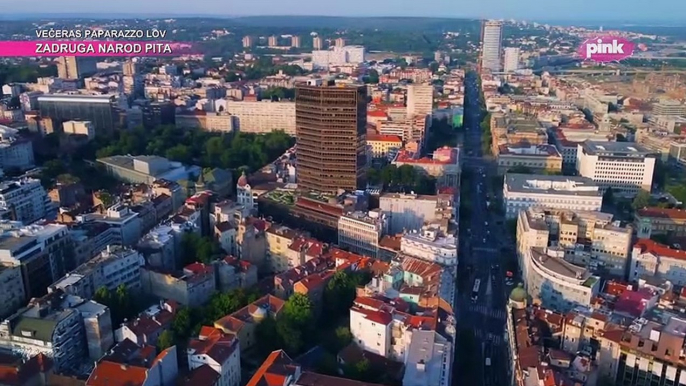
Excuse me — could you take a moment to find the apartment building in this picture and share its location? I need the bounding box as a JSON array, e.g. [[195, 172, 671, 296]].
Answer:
[[175, 111, 234, 133], [49, 245, 144, 300], [635, 207, 686, 239], [400, 225, 457, 267], [497, 144, 563, 175], [503, 47, 520, 73], [140, 263, 216, 306], [517, 207, 632, 278], [81, 205, 142, 246], [0, 125, 35, 171], [406, 84, 433, 118], [379, 193, 454, 235], [220, 100, 295, 135], [187, 327, 241, 386], [366, 134, 402, 160], [523, 246, 600, 312], [392, 146, 461, 189], [349, 295, 455, 386], [0, 177, 54, 224], [0, 222, 71, 299], [630, 239, 686, 286], [87, 339, 178, 386], [214, 295, 285, 354], [213, 256, 258, 292], [577, 141, 657, 196], [653, 98, 686, 117], [0, 264, 25, 319], [503, 174, 603, 219], [114, 301, 176, 347], [0, 292, 86, 372], [338, 210, 386, 259]]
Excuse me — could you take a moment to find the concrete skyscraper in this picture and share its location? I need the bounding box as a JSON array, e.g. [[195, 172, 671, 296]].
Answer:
[[406, 84, 434, 118], [480, 20, 504, 72], [313, 36, 323, 50], [503, 47, 520, 73], [295, 80, 367, 194], [56, 56, 97, 80]]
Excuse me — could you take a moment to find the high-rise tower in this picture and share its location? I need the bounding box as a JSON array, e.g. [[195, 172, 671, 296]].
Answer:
[[480, 20, 504, 72], [295, 80, 367, 194]]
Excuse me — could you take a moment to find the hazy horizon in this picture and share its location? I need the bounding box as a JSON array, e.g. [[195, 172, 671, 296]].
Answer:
[[1, 0, 685, 23]]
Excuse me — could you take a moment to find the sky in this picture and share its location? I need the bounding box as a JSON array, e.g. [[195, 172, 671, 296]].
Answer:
[[1, 0, 685, 22]]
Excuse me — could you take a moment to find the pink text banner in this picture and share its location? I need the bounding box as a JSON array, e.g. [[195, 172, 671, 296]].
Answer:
[[0, 41, 198, 57]]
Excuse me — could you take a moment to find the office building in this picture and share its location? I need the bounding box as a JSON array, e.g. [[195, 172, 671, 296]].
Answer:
[[480, 20, 504, 72], [523, 246, 600, 312], [295, 81, 367, 194], [37, 94, 117, 136], [242, 35, 254, 48], [220, 100, 296, 135], [56, 56, 97, 80], [517, 206, 632, 278], [503, 47, 520, 73], [576, 141, 657, 196], [503, 174, 603, 219], [653, 98, 686, 117], [313, 36, 323, 50], [406, 84, 434, 118], [337, 210, 386, 259], [268, 35, 278, 47], [0, 176, 54, 224], [291, 36, 300, 48]]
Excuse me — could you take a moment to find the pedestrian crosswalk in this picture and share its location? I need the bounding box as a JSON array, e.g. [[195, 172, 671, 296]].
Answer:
[[467, 304, 507, 320], [474, 329, 504, 346]]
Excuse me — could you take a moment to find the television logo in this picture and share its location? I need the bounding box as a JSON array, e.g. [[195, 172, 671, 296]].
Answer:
[[578, 36, 635, 62]]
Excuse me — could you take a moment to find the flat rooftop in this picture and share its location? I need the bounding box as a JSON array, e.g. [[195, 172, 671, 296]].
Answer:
[[530, 247, 596, 287], [505, 174, 602, 197], [581, 141, 653, 156]]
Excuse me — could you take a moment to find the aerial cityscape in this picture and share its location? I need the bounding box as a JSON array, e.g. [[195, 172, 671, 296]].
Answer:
[[0, 9, 684, 386]]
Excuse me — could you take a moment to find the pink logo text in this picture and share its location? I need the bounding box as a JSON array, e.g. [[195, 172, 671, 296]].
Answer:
[[578, 36, 635, 62]]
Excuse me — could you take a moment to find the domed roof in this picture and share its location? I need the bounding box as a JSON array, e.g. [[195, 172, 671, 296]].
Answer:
[[237, 171, 249, 188], [509, 284, 527, 303]]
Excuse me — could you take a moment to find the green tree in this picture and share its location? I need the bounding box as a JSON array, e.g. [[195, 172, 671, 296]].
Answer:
[[157, 330, 175, 351], [171, 307, 193, 339], [367, 69, 379, 84], [632, 190, 652, 211], [324, 271, 357, 320], [255, 317, 281, 357], [283, 293, 314, 328], [165, 145, 192, 164]]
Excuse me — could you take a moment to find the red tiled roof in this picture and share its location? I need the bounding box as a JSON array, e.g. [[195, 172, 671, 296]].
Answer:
[[188, 327, 238, 365], [296, 371, 385, 386], [0, 353, 52, 386], [86, 361, 148, 386], [367, 110, 389, 118], [295, 197, 344, 217], [184, 262, 214, 276], [634, 238, 686, 261], [179, 364, 220, 386], [246, 350, 298, 386], [637, 207, 686, 220], [367, 134, 402, 142]]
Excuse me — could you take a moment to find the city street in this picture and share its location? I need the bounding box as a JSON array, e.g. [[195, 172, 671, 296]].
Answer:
[[454, 72, 511, 386]]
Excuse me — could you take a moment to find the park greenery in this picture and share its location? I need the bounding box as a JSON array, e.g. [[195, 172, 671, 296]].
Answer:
[[92, 126, 294, 174], [0, 63, 57, 87], [366, 164, 437, 195], [260, 86, 296, 100]]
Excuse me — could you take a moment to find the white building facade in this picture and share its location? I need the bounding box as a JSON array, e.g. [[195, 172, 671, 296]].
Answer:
[[576, 141, 657, 196]]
